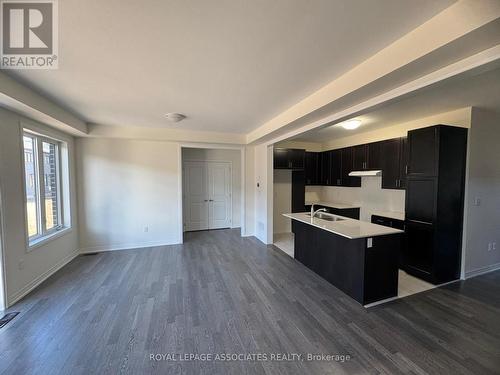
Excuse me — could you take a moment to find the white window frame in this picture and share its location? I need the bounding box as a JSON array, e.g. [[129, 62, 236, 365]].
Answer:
[[22, 130, 66, 248]]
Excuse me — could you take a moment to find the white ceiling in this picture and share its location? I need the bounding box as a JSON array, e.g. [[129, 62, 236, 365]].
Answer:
[[293, 63, 500, 142], [6, 0, 456, 133]]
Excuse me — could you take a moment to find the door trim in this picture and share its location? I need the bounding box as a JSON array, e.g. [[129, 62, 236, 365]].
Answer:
[[179, 144, 246, 241], [182, 160, 233, 232]]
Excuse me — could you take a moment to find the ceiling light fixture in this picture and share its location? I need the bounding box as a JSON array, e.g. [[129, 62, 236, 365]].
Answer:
[[341, 119, 361, 130], [165, 113, 186, 123]]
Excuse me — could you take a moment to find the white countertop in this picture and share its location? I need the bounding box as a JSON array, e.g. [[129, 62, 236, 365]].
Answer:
[[283, 212, 403, 240], [305, 200, 360, 210], [371, 210, 405, 221]]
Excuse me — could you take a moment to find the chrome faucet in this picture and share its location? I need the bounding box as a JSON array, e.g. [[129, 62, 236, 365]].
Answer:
[[310, 204, 327, 218]]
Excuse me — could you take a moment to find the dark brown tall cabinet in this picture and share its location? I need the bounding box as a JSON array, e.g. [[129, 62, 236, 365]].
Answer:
[[305, 152, 320, 185], [403, 125, 468, 284]]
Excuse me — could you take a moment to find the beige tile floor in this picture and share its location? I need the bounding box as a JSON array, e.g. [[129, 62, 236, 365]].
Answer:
[[273, 232, 295, 258], [273, 232, 435, 299]]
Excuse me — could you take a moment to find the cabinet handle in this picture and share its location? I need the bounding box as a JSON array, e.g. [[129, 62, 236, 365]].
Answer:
[[405, 165, 408, 174], [407, 219, 433, 225]]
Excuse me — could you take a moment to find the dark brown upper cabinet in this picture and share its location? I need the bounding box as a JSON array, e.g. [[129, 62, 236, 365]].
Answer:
[[351, 143, 382, 171], [318, 150, 347, 186], [300, 136, 410, 190], [273, 148, 289, 169], [341, 148, 361, 187], [273, 148, 305, 170], [367, 141, 382, 170], [352, 144, 367, 170], [304, 152, 320, 185], [320, 151, 331, 185], [380, 137, 407, 190], [330, 149, 343, 186], [407, 127, 438, 177], [399, 137, 408, 189]]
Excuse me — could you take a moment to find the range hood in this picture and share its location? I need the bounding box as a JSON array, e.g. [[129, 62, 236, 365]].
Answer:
[[348, 170, 382, 177]]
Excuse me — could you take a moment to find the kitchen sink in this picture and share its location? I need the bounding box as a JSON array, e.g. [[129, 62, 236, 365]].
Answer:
[[306, 212, 345, 221]]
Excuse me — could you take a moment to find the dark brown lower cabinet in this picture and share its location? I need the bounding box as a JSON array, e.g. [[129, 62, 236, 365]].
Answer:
[[293, 220, 400, 305], [305, 205, 360, 220], [403, 221, 434, 276]]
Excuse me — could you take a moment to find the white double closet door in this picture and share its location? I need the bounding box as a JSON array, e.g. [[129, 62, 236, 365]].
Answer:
[[183, 161, 232, 231]]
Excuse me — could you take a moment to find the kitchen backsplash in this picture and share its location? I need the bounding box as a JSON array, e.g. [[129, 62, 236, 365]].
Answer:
[[306, 177, 405, 221]]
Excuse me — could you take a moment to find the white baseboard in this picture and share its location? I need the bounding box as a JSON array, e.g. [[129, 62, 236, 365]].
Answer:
[[7, 249, 79, 308], [79, 239, 181, 254], [465, 262, 500, 279]]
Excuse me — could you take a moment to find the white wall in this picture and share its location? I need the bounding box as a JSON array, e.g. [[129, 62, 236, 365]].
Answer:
[[254, 144, 273, 243], [0, 107, 79, 307], [76, 138, 182, 252], [275, 140, 323, 152], [319, 178, 405, 221], [463, 108, 500, 277], [0, 190, 5, 311], [182, 148, 241, 228], [244, 145, 255, 237], [273, 170, 292, 234]]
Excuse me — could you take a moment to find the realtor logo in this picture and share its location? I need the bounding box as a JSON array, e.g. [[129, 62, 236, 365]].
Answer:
[[1, 0, 58, 69]]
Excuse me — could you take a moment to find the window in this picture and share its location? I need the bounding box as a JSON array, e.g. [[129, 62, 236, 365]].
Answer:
[[23, 131, 66, 245]]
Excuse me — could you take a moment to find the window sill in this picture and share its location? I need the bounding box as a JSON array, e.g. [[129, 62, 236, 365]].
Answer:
[[28, 227, 73, 252]]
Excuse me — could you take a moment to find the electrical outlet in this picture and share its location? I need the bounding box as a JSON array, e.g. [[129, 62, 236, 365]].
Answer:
[[144, 226, 149, 233], [493, 242, 497, 251], [473, 197, 481, 206]]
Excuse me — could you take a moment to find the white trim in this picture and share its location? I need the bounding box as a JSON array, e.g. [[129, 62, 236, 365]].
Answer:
[[464, 262, 500, 279], [0, 177, 7, 311], [364, 296, 400, 308], [21, 124, 72, 252], [79, 240, 180, 254], [179, 143, 246, 237], [28, 227, 73, 251], [240, 147, 246, 236], [7, 248, 79, 308], [177, 144, 184, 244]]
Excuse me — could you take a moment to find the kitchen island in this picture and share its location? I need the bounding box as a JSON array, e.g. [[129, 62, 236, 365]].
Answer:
[[284, 212, 403, 305]]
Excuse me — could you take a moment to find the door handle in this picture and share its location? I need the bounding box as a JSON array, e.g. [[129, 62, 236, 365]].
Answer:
[[209, 199, 214, 202], [204, 199, 209, 202]]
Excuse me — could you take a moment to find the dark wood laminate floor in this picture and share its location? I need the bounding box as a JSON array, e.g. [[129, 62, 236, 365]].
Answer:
[[1, 229, 499, 375]]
